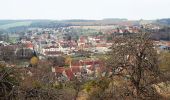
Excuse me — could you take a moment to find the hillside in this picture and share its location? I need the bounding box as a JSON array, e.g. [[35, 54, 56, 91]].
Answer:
[[155, 18, 170, 26], [0, 21, 32, 29]]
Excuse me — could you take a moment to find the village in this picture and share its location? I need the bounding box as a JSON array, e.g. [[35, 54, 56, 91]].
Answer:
[[0, 23, 170, 82]]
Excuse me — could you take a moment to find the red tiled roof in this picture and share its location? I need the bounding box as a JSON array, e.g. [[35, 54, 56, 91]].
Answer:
[[71, 66, 81, 73], [55, 67, 65, 73], [165, 41, 170, 47], [96, 66, 106, 73], [80, 60, 100, 65], [26, 43, 33, 49], [65, 68, 74, 80], [44, 46, 59, 49], [71, 62, 81, 66]]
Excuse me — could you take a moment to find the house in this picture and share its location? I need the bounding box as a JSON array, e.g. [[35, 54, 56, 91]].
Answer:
[[78, 36, 88, 47], [94, 44, 111, 53], [65, 68, 74, 80], [25, 43, 34, 50], [52, 59, 105, 81], [52, 67, 67, 81], [52, 67, 74, 81], [42, 46, 60, 53], [71, 65, 81, 76], [79, 60, 101, 75], [0, 41, 10, 46], [86, 65, 95, 75], [41, 45, 65, 56]]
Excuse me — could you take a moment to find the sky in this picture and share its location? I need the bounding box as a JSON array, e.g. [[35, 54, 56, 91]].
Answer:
[[0, 0, 170, 20]]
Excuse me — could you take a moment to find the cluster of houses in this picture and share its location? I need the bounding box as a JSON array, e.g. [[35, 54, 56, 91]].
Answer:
[[52, 59, 106, 81], [1, 24, 161, 58], [27, 32, 113, 57], [105, 26, 140, 35]]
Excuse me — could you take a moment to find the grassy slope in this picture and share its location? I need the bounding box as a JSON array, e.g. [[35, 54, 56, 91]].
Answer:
[[0, 21, 32, 29]]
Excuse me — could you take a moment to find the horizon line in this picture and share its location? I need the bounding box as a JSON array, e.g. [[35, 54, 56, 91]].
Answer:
[[0, 18, 169, 21]]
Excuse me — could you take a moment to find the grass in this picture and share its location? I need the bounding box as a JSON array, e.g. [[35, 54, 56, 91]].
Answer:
[[9, 37, 18, 43], [0, 21, 32, 29], [159, 52, 170, 72]]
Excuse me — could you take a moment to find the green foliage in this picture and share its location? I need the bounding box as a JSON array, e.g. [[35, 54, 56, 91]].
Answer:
[[97, 31, 103, 35], [0, 21, 32, 29]]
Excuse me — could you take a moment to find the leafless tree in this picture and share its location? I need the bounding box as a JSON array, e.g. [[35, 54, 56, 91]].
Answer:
[[107, 32, 161, 99]]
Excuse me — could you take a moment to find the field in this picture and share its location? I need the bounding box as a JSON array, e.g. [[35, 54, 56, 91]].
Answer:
[[71, 25, 117, 30], [0, 21, 32, 29]]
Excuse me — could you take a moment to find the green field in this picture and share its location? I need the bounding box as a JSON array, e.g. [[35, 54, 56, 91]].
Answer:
[[0, 21, 32, 29]]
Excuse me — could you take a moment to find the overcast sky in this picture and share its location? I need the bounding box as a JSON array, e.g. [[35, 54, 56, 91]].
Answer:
[[0, 0, 170, 20]]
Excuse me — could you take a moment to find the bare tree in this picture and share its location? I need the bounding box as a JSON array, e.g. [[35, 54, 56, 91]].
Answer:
[[107, 32, 161, 99]]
